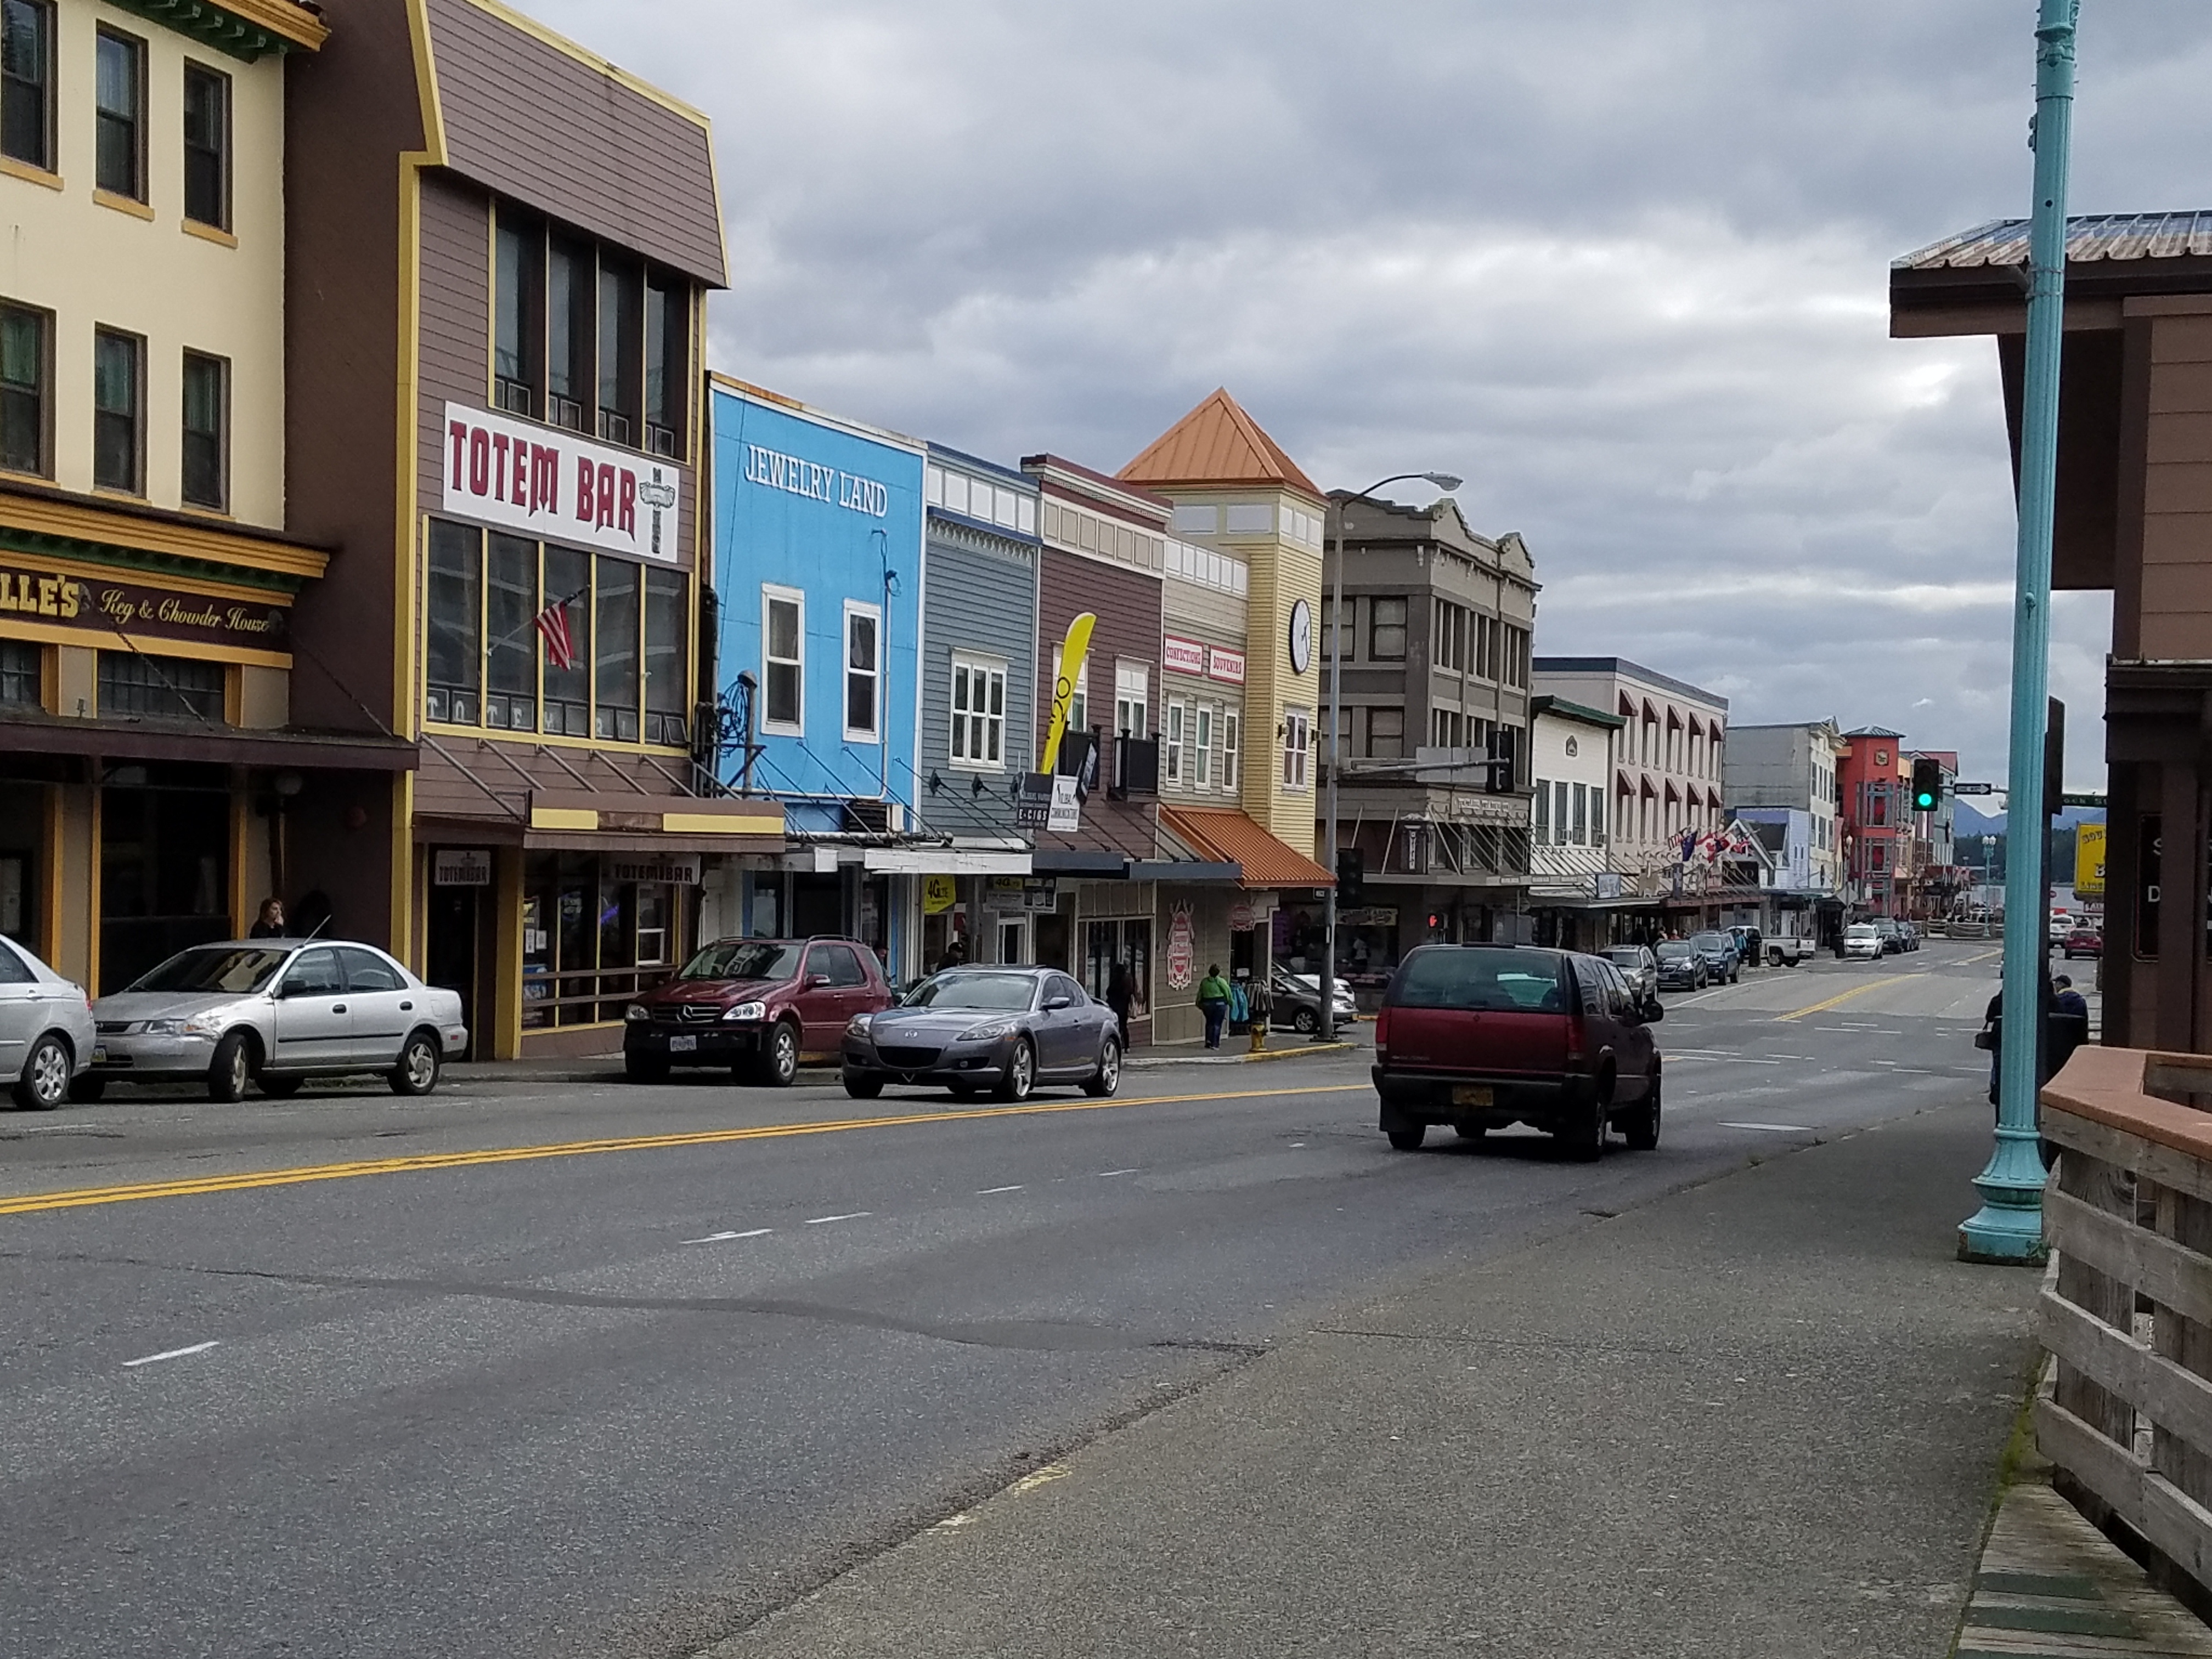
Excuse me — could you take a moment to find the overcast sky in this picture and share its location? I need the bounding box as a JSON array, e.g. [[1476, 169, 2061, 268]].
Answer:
[[520, 0, 2212, 791]]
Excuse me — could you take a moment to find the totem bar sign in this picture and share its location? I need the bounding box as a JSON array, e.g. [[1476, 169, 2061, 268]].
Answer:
[[442, 402, 685, 564], [0, 562, 287, 650]]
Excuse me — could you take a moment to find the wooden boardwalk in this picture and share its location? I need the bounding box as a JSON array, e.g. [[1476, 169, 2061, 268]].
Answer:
[[1958, 1482, 2212, 1658]]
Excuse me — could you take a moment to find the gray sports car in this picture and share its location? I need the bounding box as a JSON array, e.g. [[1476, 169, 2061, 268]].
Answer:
[[841, 966, 1120, 1101]]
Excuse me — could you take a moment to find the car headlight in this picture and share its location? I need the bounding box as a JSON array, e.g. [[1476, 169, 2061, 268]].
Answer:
[[624, 1003, 651, 1022], [845, 1015, 873, 1038], [722, 1001, 768, 1023], [960, 1020, 1018, 1042], [141, 1018, 184, 1036]]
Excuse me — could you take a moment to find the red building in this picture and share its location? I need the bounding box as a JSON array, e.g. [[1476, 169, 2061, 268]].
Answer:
[[1838, 726, 1910, 918]]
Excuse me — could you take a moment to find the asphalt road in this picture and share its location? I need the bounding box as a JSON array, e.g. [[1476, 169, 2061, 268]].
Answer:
[[0, 939, 2002, 1658]]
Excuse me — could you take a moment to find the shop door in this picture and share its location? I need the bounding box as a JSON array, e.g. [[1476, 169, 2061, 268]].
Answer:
[[996, 918, 1026, 967], [1034, 910, 1069, 973], [426, 886, 479, 1045], [99, 768, 233, 994], [791, 873, 843, 940]]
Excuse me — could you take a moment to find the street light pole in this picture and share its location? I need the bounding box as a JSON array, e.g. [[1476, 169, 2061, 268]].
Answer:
[[1320, 470, 1463, 1043], [1961, 0, 2078, 1265]]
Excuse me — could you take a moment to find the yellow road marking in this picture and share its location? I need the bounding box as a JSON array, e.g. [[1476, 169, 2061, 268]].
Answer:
[[1773, 974, 1927, 1023], [0, 1083, 1368, 1218], [1962, 949, 2003, 964]]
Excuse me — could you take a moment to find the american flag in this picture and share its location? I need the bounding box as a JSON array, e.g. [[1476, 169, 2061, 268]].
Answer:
[[533, 600, 576, 671]]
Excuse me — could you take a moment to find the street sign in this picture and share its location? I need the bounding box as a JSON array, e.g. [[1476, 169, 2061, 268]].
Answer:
[[1952, 782, 1995, 796]]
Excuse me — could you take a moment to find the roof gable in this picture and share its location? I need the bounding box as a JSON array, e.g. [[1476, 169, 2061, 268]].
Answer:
[[1117, 390, 1322, 501]]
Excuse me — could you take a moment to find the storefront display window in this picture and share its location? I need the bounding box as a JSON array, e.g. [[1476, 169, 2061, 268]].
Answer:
[[1083, 917, 1150, 1018], [520, 850, 684, 1028], [98, 761, 231, 992]]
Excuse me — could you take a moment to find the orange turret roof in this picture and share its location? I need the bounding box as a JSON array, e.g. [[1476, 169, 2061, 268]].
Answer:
[[1116, 388, 1323, 500]]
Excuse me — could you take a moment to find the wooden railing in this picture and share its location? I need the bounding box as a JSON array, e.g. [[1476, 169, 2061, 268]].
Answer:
[[2039, 1045, 2212, 1599]]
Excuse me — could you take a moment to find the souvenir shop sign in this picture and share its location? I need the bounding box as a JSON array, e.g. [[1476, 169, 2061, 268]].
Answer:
[[0, 561, 286, 650]]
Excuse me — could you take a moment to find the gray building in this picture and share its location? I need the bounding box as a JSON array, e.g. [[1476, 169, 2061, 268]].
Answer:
[[913, 444, 1043, 969], [1322, 493, 1538, 977], [1723, 719, 1846, 899]]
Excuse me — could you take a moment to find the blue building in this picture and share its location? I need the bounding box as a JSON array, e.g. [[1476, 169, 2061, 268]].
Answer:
[[708, 378, 926, 960]]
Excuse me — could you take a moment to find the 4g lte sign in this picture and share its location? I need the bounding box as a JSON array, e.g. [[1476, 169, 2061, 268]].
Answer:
[[442, 403, 684, 563]]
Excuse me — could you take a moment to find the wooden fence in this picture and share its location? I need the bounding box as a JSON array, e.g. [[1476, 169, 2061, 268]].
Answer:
[[2039, 1045, 2212, 1598]]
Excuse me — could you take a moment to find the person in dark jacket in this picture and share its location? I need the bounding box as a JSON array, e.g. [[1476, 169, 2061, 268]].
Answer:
[[249, 898, 287, 939], [1105, 962, 1133, 1051]]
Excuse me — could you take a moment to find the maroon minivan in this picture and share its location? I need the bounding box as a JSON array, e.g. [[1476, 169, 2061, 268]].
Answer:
[[624, 937, 895, 1086], [1371, 944, 1663, 1159]]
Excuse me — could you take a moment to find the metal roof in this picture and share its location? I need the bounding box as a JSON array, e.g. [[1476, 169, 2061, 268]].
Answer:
[[1895, 211, 2212, 271]]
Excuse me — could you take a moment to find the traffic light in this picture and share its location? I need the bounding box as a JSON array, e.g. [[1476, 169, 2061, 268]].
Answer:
[[1335, 847, 1364, 907], [1910, 757, 1942, 814]]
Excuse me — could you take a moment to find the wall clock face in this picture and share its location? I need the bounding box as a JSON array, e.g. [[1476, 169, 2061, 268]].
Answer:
[[1288, 600, 1312, 674]]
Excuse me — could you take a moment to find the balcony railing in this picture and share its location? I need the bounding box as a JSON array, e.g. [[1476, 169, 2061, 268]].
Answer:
[[1110, 735, 1160, 799]]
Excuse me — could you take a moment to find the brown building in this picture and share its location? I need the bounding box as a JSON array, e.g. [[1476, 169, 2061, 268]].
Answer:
[[1892, 211, 2212, 1049], [284, 0, 777, 1057]]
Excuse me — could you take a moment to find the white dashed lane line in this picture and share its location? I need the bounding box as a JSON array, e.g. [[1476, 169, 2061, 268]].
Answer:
[[122, 1340, 219, 1368], [804, 1212, 872, 1226], [975, 1185, 1025, 1195], [684, 1228, 772, 1244]]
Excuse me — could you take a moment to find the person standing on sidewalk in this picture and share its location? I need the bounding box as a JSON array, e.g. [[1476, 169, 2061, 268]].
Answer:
[[1105, 961, 1133, 1053], [1197, 964, 1232, 1050]]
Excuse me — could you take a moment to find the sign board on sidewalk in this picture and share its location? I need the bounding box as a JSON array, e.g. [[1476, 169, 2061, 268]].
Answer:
[[432, 848, 493, 887]]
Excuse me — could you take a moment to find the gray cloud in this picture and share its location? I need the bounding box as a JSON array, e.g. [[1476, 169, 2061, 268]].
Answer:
[[517, 0, 2210, 788]]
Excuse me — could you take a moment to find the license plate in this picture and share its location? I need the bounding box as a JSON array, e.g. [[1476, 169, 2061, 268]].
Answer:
[[91, 1046, 106, 1064], [1452, 1085, 1493, 1108], [668, 1035, 697, 1053]]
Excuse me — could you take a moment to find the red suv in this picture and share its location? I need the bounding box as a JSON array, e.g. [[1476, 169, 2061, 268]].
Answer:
[[1372, 944, 1664, 1160], [624, 937, 895, 1086]]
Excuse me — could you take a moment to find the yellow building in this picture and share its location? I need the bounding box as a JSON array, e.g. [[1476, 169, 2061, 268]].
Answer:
[[0, 1, 417, 996]]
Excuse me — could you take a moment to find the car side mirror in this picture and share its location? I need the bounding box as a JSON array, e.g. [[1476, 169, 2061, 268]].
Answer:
[[1642, 998, 1666, 1023], [1043, 994, 1073, 1011], [806, 974, 831, 989]]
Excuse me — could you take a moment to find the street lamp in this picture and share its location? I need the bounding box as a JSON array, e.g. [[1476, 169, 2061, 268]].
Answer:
[[1319, 470, 1464, 1043]]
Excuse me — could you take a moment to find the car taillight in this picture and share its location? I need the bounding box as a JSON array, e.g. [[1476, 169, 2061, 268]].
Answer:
[[1565, 1014, 1586, 1065], [1374, 1007, 1390, 1049]]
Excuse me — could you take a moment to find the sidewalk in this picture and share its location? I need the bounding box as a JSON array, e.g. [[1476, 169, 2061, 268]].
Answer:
[[709, 1101, 2056, 1657]]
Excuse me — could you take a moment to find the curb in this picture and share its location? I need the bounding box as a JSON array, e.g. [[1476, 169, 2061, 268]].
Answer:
[[1126, 1041, 1359, 1070]]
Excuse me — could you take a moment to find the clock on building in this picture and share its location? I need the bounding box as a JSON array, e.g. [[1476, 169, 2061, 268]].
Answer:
[[1288, 599, 1312, 674]]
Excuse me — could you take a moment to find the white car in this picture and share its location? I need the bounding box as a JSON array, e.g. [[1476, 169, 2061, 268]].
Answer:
[[0, 934, 97, 1110], [1843, 923, 1885, 961], [84, 939, 469, 1103]]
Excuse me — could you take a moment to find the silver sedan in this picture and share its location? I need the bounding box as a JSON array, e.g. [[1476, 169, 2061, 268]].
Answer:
[[0, 934, 97, 1110], [84, 939, 469, 1103]]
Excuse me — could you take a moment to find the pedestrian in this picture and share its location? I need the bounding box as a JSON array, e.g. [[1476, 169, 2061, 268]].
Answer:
[[936, 934, 967, 974], [2053, 974, 2089, 1019], [1105, 961, 1132, 1052], [1197, 963, 1232, 1049], [249, 898, 287, 939]]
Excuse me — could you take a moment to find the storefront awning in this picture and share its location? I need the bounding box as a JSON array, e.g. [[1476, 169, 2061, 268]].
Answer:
[[1158, 805, 1332, 891], [0, 713, 417, 771], [863, 846, 1030, 875]]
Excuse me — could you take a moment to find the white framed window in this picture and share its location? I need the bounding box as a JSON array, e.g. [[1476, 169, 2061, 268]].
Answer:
[[1224, 502, 1272, 534], [1194, 704, 1213, 787], [950, 651, 1006, 770], [925, 464, 945, 506], [1115, 660, 1148, 738], [842, 599, 880, 741], [762, 584, 803, 733], [1533, 778, 1550, 844], [1283, 707, 1310, 791], [1165, 699, 1186, 783], [1221, 711, 1239, 791]]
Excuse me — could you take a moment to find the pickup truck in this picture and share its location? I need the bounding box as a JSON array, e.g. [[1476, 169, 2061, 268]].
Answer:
[[1764, 935, 1817, 967]]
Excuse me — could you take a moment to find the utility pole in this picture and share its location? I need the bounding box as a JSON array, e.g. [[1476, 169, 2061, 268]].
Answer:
[[1961, 0, 2077, 1265]]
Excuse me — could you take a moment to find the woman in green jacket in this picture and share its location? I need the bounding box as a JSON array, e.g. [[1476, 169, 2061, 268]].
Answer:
[[1197, 966, 1232, 1049]]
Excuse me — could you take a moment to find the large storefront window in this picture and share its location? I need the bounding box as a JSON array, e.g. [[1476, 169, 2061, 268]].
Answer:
[[520, 850, 685, 1028], [1083, 917, 1150, 1019], [98, 650, 224, 722], [424, 520, 688, 748], [99, 761, 230, 992]]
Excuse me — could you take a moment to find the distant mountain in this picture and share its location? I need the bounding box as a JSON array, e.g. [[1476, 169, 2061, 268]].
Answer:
[[1953, 803, 2104, 836]]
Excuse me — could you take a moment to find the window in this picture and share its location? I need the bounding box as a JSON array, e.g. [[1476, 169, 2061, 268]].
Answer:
[[1592, 791, 1606, 847], [644, 276, 685, 456], [0, 637, 36, 706], [763, 586, 803, 731], [97, 650, 223, 721], [546, 236, 591, 431], [1369, 706, 1404, 760], [92, 328, 141, 493], [425, 520, 482, 725], [1165, 700, 1184, 783], [281, 947, 342, 998], [843, 601, 879, 740], [540, 544, 590, 735], [180, 351, 226, 509], [1114, 661, 1147, 739], [484, 532, 536, 731], [1533, 778, 1550, 844], [494, 210, 543, 415], [339, 947, 404, 993], [1572, 783, 1589, 846], [1194, 704, 1212, 787], [1221, 712, 1239, 791], [1369, 597, 1407, 661], [0, 301, 45, 475], [950, 653, 1005, 769], [597, 255, 640, 445], [182, 63, 229, 229], [1283, 707, 1310, 791], [1224, 503, 1272, 534], [2, 1, 52, 172], [811, 942, 867, 988], [94, 29, 142, 199], [1321, 595, 1344, 662], [594, 556, 640, 742], [643, 568, 688, 746]]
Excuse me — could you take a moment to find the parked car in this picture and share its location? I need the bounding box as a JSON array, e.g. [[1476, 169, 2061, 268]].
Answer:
[[1844, 923, 1886, 961], [1871, 917, 1903, 954], [1604, 944, 1659, 1003], [1726, 926, 1764, 969], [0, 934, 95, 1110], [2061, 927, 2103, 960], [83, 940, 467, 1102], [1272, 969, 1358, 1033], [842, 966, 1119, 1101], [1653, 939, 1706, 992], [1371, 945, 1664, 1160], [1691, 931, 1741, 984], [1895, 921, 1921, 951], [1765, 935, 1816, 967], [624, 936, 895, 1085]]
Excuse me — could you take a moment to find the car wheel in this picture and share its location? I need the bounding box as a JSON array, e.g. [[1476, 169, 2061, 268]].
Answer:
[[1084, 1036, 1121, 1098], [624, 1052, 670, 1084], [67, 1075, 106, 1104], [388, 1030, 441, 1097], [1558, 1080, 1607, 1163], [257, 1074, 303, 1099], [1385, 1122, 1426, 1151], [1455, 1122, 1487, 1142], [843, 1072, 884, 1099], [207, 1030, 253, 1103], [754, 1020, 800, 1088], [1291, 1007, 1318, 1035], [14, 1034, 70, 1111], [1623, 1073, 1662, 1152], [994, 1037, 1036, 1102]]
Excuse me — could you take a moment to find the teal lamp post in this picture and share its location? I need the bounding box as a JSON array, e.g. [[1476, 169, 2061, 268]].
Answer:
[[1960, 0, 2079, 1265]]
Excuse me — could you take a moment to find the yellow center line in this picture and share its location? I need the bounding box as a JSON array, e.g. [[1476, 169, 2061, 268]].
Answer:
[[1773, 973, 1927, 1023], [0, 1082, 1369, 1218]]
